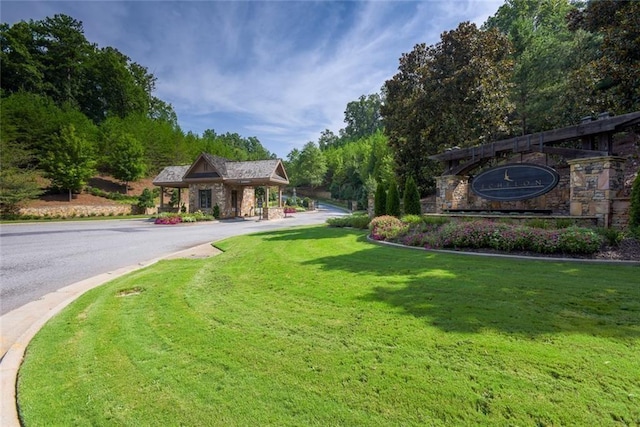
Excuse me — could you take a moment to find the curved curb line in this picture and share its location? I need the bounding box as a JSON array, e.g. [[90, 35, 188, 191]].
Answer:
[[366, 236, 640, 266], [0, 243, 218, 427]]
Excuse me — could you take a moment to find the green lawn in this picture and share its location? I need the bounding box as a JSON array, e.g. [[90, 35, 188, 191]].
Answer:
[[18, 226, 640, 426]]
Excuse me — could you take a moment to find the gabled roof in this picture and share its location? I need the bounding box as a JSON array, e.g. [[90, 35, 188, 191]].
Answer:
[[152, 165, 190, 188], [152, 154, 289, 187]]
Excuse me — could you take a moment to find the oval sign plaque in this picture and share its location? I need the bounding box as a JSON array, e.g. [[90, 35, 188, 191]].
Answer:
[[471, 163, 559, 201]]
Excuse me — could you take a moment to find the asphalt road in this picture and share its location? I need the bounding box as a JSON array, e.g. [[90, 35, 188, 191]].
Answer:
[[0, 205, 347, 315]]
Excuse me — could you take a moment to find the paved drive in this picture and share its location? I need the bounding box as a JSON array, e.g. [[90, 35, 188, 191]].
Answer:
[[0, 206, 346, 316]]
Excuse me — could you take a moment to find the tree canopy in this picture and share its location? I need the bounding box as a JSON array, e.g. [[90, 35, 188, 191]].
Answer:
[[382, 22, 515, 194], [0, 13, 276, 206]]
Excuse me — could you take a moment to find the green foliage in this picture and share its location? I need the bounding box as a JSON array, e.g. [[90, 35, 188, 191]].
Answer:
[[381, 219, 604, 255], [341, 94, 383, 142], [402, 175, 421, 216], [154, 210, 214, 224], [568, 1, 640, 113], [630, 172, 640, 230], [326, 213, 371, 229], [386, 178, 401, 218], [486, 0, 593, 133], [137, 188, 156, 210], [16, 227, 640, 426], [383, 22, 514, 194], [168, 189, 180, 208], [369, 215, 408, 240], [41, 124, 96, 199], [212, 204, 220, 219], [374, 181, 387, 217], [106, 133, 146, 188], [0, 138, 42, 217], [286, 142, 327, 187], [1, 15, 153, 122]]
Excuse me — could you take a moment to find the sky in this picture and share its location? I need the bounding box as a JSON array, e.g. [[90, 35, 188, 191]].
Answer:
[[1, 0, 504, 158]]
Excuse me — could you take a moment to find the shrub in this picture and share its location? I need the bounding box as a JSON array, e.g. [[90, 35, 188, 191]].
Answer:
[[596, 227, 624, 246], [403, 176, 421, 216], [137, 188, 155, 210], [372, 218, 604, 255], [327, 213, 370, 229], [369, 215, 408, 241], [557, 227, 603, 253], [212, 204, 220, 219], [386, 179, 401, 218]]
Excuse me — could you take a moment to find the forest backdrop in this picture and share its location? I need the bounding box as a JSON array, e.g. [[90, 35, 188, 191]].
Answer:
[[1, 0, 638, 215]]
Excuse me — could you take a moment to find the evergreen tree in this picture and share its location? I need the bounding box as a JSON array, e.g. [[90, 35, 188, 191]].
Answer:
[[374, 181, 387, 217], [386, 178, 401, 218], [403, 176, 421, 216]]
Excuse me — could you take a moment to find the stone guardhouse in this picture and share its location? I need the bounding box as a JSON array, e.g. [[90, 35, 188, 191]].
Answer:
[[152, 153, 289, 220], [428, 111, 640, 229]]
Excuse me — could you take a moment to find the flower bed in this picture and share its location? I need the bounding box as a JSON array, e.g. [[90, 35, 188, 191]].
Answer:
[[154, 211, 214, 225], [370, 216, 605, 255]]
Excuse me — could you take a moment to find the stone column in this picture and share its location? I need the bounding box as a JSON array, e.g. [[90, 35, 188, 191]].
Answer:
[[568, 156, 626, 228], [435, 175, 469, 213]]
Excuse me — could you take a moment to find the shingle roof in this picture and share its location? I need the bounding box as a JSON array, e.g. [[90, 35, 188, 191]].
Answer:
[[152, 165, 190, 187], [153, 154, 289, 187]]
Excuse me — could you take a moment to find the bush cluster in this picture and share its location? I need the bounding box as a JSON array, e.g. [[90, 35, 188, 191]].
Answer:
[[373, 216, 605, 255], [326, 213, 370, 229], [85, 186, 139, 203], [369, 215, 409, 241], [154, 211, 214, 225]]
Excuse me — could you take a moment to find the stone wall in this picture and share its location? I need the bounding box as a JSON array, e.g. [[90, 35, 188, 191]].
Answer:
[[611, 198, 630, 229], [435, 165, 571, 214], [263, 206, 285, 220], [19, 204, 136, 218], [434, 156, 631, 228], [188, 183, 226, 216], [568, 156, 626, 227], [238, 187, 256, 217]]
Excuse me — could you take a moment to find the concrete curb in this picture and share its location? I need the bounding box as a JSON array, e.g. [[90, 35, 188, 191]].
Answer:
[[0, 243, 219, 427]]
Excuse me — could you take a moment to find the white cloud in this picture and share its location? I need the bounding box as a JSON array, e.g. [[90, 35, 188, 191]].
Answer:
[[1, 0, 504, 157]]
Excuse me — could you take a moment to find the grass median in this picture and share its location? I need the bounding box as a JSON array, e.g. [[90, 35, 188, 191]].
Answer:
[[18, 225, 640, 426]]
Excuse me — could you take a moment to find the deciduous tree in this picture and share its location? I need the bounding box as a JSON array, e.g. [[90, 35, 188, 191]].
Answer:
[[42, 124, 96, 201], [382, 22, 515, 194]]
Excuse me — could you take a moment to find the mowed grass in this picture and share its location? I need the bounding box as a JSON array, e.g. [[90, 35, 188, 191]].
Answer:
[[18, 226, 640, 426]]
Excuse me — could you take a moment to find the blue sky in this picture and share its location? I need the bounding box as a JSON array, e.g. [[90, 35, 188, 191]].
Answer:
[[1, 1, 503, 158]]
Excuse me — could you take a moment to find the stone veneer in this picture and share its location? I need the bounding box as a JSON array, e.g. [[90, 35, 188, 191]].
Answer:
[[263, 206, 285, 220], [432, 156, 628, 228], [435, 164, 571, 214], [568, 156, 626, 227], [19, 204, 136, 218], [188, 183, 225, 216]]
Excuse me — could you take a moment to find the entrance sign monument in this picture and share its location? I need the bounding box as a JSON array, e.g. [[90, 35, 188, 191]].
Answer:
[[471, 164, 559, 201]]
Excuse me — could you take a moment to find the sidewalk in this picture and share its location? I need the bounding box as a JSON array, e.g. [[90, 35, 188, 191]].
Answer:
[[0, 243, 219, 427]]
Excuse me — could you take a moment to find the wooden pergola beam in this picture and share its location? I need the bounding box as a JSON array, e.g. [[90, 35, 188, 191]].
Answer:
[[431, 111, 640, 175]]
